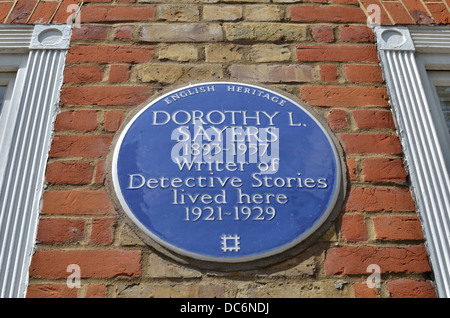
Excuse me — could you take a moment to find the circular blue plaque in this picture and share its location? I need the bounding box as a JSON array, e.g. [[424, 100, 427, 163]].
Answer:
[[111, 82, 342, 263]]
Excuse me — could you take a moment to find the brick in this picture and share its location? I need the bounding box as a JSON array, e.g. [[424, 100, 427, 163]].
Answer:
[[203, 5, 243, 21], [42, 189, 114, 215], [339, 133, 402, 155], [86, 284, 107, 298], [60, 86, 152, 106], [104, 110, 124, 132], [320, 64, 338, 83], [387, 280, 436, 298], [90, 218, 115, 245], [71, 25, 109, 41], [81, 5, 155, 22], [339, 25, 375, 43], [290, 5, 367, 23], [52, 0, 81, 24], [140, 24, 223, 42], [49, 135, 113, 158], [229, 64, 314, 83], [249, 44, 291, 62], [324, 245, 431, 275], [359, 0, 393, 25], [426, 3, 450, 24], [373, 215, 424, 240], [362, 158, 407, 182], [29, 249, 141, 278], [382, 2, 415, 24], [115, 25, 134, 41], [343, 64, 383, 83], [28, 1, 59, 24], [345, 187, 415, 212], [136, 63, 223, 84], [300, 86, 389, 107], [346, 158, 358, 181], [7, 0, 37, 23], [402, 0, 434, 24], [36, 218, 86, 244], [224, 23, 307, 42], [205, 43, 245, 62], [244, 5, 284, 21], [54, 110, 98, 132], [156, 4, 199, 22], [353, 282, 380, 298], [45, 160, 95, 185], [296, 45, 378, 62], [340, 214, 368, 242], [0, 3, 13, 22], [159, 44, 199, 62], [353, 109, 396, 129], [328, 109, 347, 130], [311, 25, 334, 43], [64, 65, 103, 83], [94, 160, 106, 184], [109, 65, 130, 83], [67, 45, 154, 63], [26, 284, 78, 298]]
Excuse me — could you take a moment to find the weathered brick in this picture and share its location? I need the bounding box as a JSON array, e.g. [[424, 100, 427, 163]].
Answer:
[[7, 0, 36, 23], [136, 63, 223, 84], [29, 250, 141, 278], [36, 218, 86, 244], [54, 110, 98, 132], [362, 158, 407, 182], [387, 280, 436, 298], [45, 160, 94, 185], [339, 133, 402, 155], [328, 109, 347, 129], [90, 218, 115, 245], [51, 0, 81, 24], [320, 64, 338, 82], [244, 5, 284, 21], [42, 190, 114, 215], [296, 45, 378, 62], [229, 64, 314, 83], [115, 25, 134, 41], [67, 45, 154, 63], [290, 5, 367, 23], [60, 86, 152, 106], [373, 215, 424, 240], [353, 282, 380, 298], [85, 284, 107, 298], [26, 284, 78, 298], [104, 110, 124, 132], [64, 65, 103, 83], [340, 214, 368, 242], [343, 64, 383, 83], [49, 135, 113, 158], [353, 109, 396, 129], [156, 4, 199, 21], [203, 5, 242, 21], [224, 23, 308, 42], [300, 86, 389, 107], [158, 44, 198, 62], [339, 25, 375, 43], [81, 5, 155, 22], [324, 245, 431, 275], [109, 64, 130, 83], [71, 25, 109, 41], [311, 25, 334, 43], [140, 24, 223, 42], [205, 43, 245, 62], [345, 187, 415, 212], [28, 1, 59, 24], [249, 44, 291, 62], [346, 158, 358, 181]]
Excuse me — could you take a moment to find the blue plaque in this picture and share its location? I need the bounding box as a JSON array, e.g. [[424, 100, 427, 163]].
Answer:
[[111, 82, 343, 264]]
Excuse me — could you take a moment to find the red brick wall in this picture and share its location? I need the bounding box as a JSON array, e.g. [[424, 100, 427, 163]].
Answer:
[[1, 0, 439, 298]]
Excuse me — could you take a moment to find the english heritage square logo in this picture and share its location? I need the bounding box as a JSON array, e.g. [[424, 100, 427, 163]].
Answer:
[[110, 82, 344, 264]]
